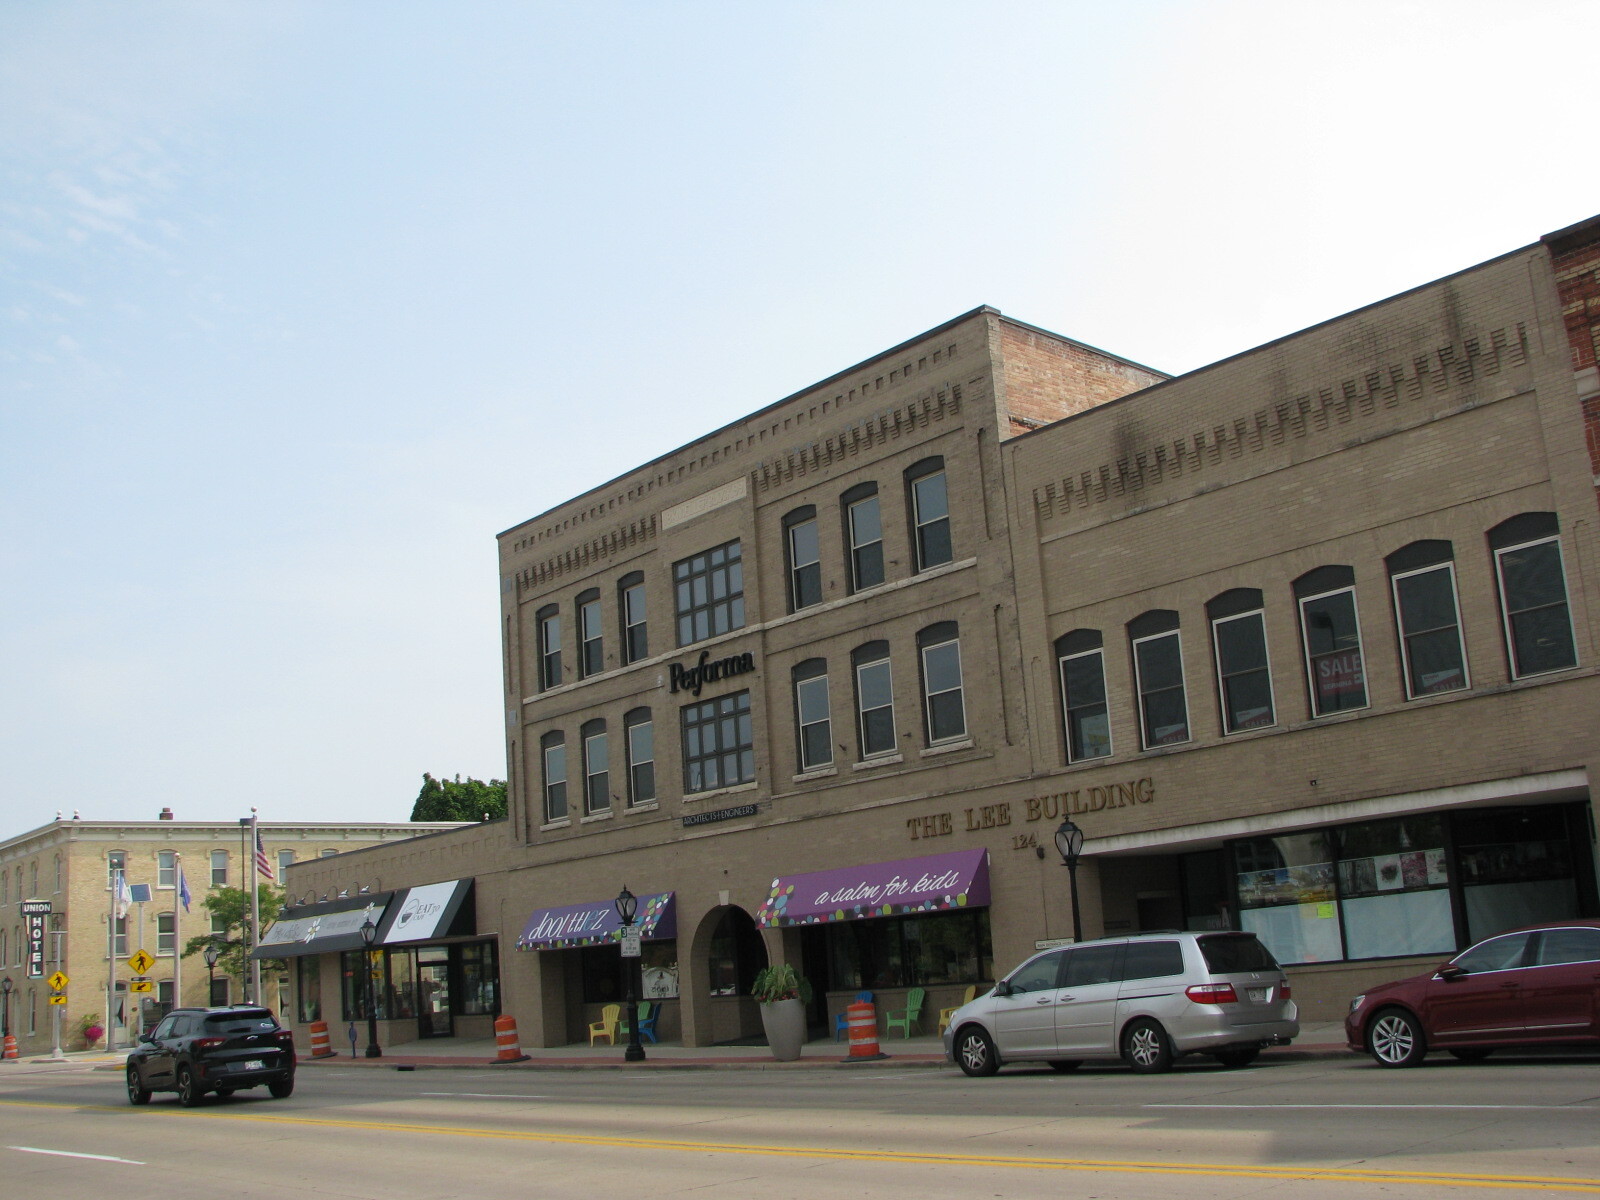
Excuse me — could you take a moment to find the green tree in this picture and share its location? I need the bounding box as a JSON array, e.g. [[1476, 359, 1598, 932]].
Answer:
[[183, 882, 286, 988], [411, 772, 507, 821]]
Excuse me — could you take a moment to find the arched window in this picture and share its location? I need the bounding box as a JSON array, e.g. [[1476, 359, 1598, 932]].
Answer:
[[618, 572, 648, 664], [792, 658, 832, 771], [1055, 630, 1110, 762], [1294, 567, 1367, 715], [576, 589, 603, 678], [917, 622, 966, 744], [541, 731, 568, 823], [623, 708, 655, 806], [536, 604, 562, 690], [852, 641, 896, 758], [1207, 589, 1274, 733], [1488, 514, 1577, 678], [1128, 611, 1189, 748], [1385, 541, 1468, 698], [783, 506, 822, 612], [905, 457, 951, 571], [581, 718, 610, 815], [841, 482, 884, 591]]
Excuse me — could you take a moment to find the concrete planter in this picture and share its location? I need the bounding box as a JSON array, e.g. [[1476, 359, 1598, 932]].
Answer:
[[758, 998, 806, 1061]]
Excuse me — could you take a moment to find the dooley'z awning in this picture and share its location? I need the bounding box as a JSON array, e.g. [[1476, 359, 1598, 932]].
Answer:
[[516, 892, 676, 950], [755, 848, 990, 928]]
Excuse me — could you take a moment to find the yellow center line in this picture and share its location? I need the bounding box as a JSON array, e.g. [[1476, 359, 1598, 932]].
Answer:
[[4, 1098, 1599, 1193]]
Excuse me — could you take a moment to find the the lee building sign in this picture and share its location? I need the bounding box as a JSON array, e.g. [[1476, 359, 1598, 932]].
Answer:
[[905, 776, 1155, 841]]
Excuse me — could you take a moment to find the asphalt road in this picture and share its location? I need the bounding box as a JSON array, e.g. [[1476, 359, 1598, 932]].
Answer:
[[3, 1052, 1599, 1199]]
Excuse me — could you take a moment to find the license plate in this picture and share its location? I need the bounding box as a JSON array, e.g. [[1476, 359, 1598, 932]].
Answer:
[[236, 1059, 265, 1071], [1246, 987, 1268, 1003]]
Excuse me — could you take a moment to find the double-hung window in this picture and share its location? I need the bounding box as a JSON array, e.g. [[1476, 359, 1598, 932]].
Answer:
[[581, 719, 609, 815], [853, 641, 896, 758], [1056, 630, 1111, 761], [277, 849, 294, 878], [793, 659, 832, 771], [682, 691, 754, 793], [209, 850, 228, 887], [619, 572, 648, 664], [784, 507, 822, 611], [842, 483, 884, 591], [1490, 514, 1578, 679], [1208, 589, 1275, 733], [917, 622, 967, 744], [1387, 542, 1468, 698], [674, 540, 745, 646], [108, 850, 126, 887], [1129, 611, 1189, 748], [906, 458, 952, 571], [576, 590, 603, 678], [623, 708, 655, 805], [537, 605, 562, 690], [157, 849, 175, 888], [157, 912, 175, 955], [541, 732, 568, 823], [1295, 567, 1367, 715]]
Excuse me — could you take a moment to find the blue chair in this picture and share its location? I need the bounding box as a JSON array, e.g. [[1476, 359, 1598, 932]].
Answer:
[[635, 1001, 659, 1044], [834, 991, 873, 1041]]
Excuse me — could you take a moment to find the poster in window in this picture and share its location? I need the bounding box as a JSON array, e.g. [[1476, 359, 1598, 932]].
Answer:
[[1374, 853, 1403, 890], [1426, 847, 1449, 885]]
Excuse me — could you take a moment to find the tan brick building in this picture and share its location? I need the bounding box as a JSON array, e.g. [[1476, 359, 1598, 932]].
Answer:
[[279, 217, 1599, 1053], [0, 812, 463, 1056]]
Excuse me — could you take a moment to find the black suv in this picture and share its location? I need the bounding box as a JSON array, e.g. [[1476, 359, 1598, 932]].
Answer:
[[126, 1006, 295, 1106]]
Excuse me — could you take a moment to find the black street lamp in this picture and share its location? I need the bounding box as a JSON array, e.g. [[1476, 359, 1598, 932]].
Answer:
[[614, 886, 645, 1063], [1054, 818, 1086, 943], [1, 976, 13, 1050], [359, 911, 382, 1058], [203, 939, 224, 1004]]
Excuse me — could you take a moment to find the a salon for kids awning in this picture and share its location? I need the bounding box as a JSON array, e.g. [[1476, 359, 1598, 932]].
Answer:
[[515, 891, 677, 950], [754, 848, 990, 928]]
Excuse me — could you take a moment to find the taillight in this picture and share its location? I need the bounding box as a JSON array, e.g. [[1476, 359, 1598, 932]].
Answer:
[[274, 1030, 295, 1045], [193, 1037, 226, 1051], [1185, 983, 1239, 1004], [1280, 984, 1291, 999]]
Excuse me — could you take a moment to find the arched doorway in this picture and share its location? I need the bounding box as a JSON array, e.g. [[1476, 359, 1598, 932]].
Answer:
[[685, 905, 767, 1045]]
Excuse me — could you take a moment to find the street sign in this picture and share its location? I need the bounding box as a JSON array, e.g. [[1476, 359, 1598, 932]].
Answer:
[[620, 933, 642, 958], [129, 979, 154, 993], [48, 995, 68, 1005], [127, 949, 155, 975], [47, 971, 68, 991]]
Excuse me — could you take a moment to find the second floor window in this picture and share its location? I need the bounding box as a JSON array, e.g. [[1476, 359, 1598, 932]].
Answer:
[[157, 912, 175, 954], [582, 720, 610, 815], [844, 484, 884, 591], [538, 606, 562, 690], [277, 849, 295, 877], [1130, 611, 1189, 748], [209, 850, 228, 887], [108, 850, 126, 887], [793, 659, 832, 771], [907, 458, 952, 571], [619, 573, 648, 663], [542, 733, 568, 823], [784, 508, 822, 611], [624, 708, 655, 805], [1387, 542, 1468, 698], [157, 850, 175, 888], [1057, 630, 1111, 762], [1208, 590, 1274, 733], [918, 623, 967, 744], [675, 540, 745, 646], [1296, 566, 1367, 715], [682, 691, 754, 793], [853, 641, 897, 757], [577, 590, 604, 677], [1490, 514, 1577, 679]]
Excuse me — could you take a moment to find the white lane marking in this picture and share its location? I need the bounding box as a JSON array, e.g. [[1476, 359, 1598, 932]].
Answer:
[[420, 1092, 550, 1099], [1145, 1103, 1591, 1110], [9, 1147, 147, 1164]]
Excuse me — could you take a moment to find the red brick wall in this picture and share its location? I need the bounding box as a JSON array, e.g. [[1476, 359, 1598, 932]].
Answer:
[[997, 322, 1167, 439], [1543, 217, 1600, 504]]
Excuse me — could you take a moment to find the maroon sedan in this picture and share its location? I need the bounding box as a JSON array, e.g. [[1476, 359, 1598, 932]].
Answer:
[[1345, 919, 1600, 1067]]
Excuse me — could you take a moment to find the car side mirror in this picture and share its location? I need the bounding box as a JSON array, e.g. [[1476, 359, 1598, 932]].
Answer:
[[139, 1033, 157, 1045], [992, 980, 1012, 998], [1437, 964, 1466, 981]]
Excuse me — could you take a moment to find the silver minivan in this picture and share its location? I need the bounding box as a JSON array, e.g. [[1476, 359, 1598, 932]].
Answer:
[[943, 931, 1298, 1075]]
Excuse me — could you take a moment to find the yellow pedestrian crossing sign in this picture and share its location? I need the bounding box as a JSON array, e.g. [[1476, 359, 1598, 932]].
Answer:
[[127, 949, 155, 975], [48, 995, 68, 1005], [48, 971, 68, 991], [130, 979, 154, 993]]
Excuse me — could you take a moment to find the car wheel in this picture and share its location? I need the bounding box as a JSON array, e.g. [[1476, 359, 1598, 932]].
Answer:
[[268, 1076, 295, 1099], [1213, 1048, 1259, 1069], [1367, 1008, 1427, 1068], [1122, 1019, 1174, 1074], [1448, 1047, 1493, 1063], [126, 1067, 152, 1106], [1047, 1060, 1082, 1073], [176, 1064, 204, 1107], [955, 1027, 1000, 1077]]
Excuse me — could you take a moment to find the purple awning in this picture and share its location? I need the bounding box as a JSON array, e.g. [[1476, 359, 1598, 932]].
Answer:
[[754, 848, 990, 928], [515, 891, 676, 950]]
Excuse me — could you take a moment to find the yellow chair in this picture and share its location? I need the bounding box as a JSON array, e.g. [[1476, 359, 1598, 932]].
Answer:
[[588, 1003, 621, 1046], [936, 986, 979, 1036]]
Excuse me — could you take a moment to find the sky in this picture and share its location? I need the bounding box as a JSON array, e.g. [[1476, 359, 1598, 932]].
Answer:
[[3, 1, 1598, 841]]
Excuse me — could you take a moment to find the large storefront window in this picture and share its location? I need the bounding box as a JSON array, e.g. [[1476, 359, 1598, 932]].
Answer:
[[459, 942, 499, 1015], [579, 940, 680, 1004], [823, 910, 993, 991], [1234, 832, 1342, 964], [1334, 816, 1454, 959], [296, 957, 322, 1023], [1454, 807, 1580, 942]]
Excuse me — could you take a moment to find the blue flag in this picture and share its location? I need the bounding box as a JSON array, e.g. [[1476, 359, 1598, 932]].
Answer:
[[178, 867, 192, 914]]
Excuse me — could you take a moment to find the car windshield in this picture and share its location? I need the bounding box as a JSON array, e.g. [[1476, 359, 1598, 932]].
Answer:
[[204, 1013, 278, 1034], [1197, 934, 1278, 973]]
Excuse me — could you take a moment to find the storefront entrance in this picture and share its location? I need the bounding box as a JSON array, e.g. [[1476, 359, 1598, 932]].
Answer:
[[418, 948, 452, 1038]]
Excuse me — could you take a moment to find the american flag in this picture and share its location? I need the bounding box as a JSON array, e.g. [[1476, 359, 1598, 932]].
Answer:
[[254, 830, 275, 882]]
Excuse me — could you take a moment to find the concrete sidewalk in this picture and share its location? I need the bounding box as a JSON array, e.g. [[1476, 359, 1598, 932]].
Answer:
[[292, 1021, 1351, 1071]]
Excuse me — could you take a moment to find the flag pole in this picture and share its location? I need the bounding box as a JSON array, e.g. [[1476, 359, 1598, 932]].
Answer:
[[173, 854, 184, 1011], [249, 810, 262, 1005], [106, 873, 117, 1052]]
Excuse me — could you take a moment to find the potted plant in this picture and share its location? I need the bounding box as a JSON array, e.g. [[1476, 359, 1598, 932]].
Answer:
[[78, 1013, 105, 1050], [750, 963, 811, 1061]]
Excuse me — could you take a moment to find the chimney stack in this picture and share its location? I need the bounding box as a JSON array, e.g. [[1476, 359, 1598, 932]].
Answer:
[[158, 807, 174, 821]]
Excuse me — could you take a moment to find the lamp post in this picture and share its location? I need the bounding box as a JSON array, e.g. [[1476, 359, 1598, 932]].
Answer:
[[203, 940, 223, 1005], [1, 976, 13, 1052], [1054, 818, 1086, 943], [359, 911, 382, 1058], [614, 886, 645, 1063]]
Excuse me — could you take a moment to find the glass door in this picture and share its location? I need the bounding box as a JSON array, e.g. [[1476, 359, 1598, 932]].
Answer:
[[417, 949, 453, 1039]]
